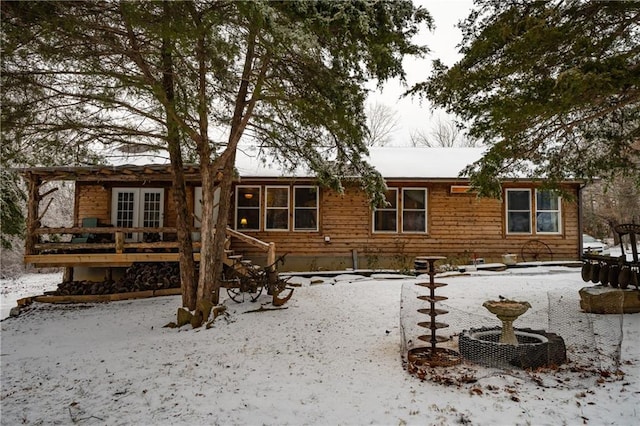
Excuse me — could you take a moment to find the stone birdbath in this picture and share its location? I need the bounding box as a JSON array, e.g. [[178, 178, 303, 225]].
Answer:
[[483, 299, 531, 345]]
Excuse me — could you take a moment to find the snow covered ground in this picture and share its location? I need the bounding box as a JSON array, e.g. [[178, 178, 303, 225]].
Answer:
[[0, 272, 60, 320], [1, 265, 639, 425]]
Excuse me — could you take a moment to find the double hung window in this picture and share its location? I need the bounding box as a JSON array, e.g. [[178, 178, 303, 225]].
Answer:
[[506, 189, 532, 233], [294, 186, 318, 231], [373, 189, 398, 232], [535, 190, 561, 233], [236, 186, 261, 230], [402, 189, 427, 233], [265, 186, 289, 231]]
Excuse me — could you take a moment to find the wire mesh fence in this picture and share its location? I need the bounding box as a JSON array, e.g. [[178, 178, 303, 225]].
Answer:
[[547, 289, 623, 372], [400, 278, 625, 383]]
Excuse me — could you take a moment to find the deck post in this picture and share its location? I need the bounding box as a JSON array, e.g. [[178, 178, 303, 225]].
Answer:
[[63, 267, 74, 282], [115, 232, 125, 254]]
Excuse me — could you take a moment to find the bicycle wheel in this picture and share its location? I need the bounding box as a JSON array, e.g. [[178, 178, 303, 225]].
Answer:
[[520, 240, 553, 262], [222, 266, 244, 303]]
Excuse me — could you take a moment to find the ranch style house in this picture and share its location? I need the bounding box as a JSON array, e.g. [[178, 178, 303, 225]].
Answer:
[[19, 147, 584, 281]]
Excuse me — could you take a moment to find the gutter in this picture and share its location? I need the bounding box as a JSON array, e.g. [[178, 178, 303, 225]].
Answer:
[[578, 183, 586, 260]]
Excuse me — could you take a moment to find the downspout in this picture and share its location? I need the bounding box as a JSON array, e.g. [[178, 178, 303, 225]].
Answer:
[[578, 183, 586, 261]]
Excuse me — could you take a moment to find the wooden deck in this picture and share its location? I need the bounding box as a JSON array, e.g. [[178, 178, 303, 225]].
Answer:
[[24, 226, 275, 268], [24, 252, 203, 268]]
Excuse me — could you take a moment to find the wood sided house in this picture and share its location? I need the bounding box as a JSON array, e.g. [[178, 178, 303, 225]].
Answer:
[[19, 147, 584, 281]]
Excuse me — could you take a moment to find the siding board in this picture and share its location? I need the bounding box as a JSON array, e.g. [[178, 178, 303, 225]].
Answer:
[[72, 179, 581, 270]]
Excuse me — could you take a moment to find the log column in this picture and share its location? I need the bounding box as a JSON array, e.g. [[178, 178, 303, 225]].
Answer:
[[24, 173, 42, 256]]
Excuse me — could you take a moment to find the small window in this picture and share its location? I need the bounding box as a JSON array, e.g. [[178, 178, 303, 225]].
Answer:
[[402, 189, 427, 233], [294, 186, 318, 231], [536, 190, 561, 233], [373, 189, 398, 232], [506, 189, 531, 234], [236, 186, 261, 230], [265, 186, 289, 230]]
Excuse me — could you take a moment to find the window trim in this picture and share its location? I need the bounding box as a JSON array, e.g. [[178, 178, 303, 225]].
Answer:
[[373, 188, 398, 233], [264, 185, 290, 231], [535, 189, 562, 234], [293, 185, 319, 232], [401, 188, 428, 234], [505, 188, 532, 235], [235, 185, 261, 231]]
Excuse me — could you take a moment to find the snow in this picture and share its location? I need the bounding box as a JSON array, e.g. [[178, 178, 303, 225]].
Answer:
[[103, 146, 486, 179], [233, 146, 485, 179], [366, 147, 484, 179], [1, 267, 639, 425], [0, 273, 60, 320]]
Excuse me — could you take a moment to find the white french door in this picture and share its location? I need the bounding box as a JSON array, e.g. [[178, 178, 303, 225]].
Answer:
[[112, 188, 164, 242]]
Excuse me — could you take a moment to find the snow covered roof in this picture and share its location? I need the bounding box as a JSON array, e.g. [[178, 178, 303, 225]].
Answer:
[[16, 147, 485, 181], [235, 147, 485, 179], [367, 147, 484, 179]]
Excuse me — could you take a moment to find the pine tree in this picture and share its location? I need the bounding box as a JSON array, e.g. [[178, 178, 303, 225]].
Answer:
[[2, 0, 430, 322], [416, 0, 639, 196]]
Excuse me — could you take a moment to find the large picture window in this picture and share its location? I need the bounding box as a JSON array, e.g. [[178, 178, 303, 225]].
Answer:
[[373, 189, 398, 232], [236, 186, 261, 230], [111, 188, 164, 242], [402, 189, 427, 233], [294, 186, 318, 231], [506, 189, 531, 233], [506, 188, 563, 234], [536, 190, 561, 233], [265, 186, 289, 231]]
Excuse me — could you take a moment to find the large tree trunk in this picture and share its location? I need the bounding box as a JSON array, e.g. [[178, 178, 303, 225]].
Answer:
[[197, 153, 236, 306], [194, 21, 262, 316], [161, 4, 197, 310], [196, 162, 218, 306], [167, 146, 197, 310]]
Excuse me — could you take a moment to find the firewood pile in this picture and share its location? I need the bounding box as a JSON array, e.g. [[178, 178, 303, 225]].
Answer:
[[53, 262, 181, 296]]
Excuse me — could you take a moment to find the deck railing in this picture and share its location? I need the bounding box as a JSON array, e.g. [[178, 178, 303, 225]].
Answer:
[[26, 226, 276, 268]]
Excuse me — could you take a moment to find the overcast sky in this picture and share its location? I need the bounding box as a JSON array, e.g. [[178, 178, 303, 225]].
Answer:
[[367, 0, 474, 145]]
